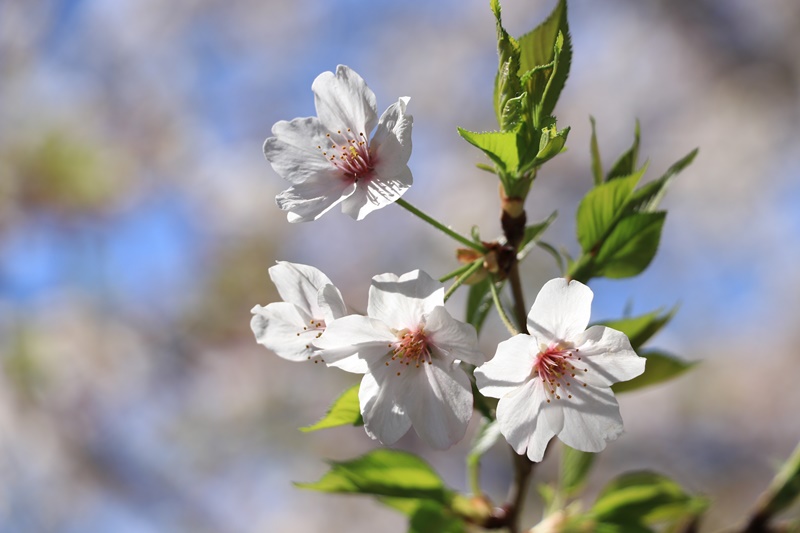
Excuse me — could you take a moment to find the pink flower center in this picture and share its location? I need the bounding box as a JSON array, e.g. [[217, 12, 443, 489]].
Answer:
[[295, 318, 326, 363], [318, 129, 374, 182], [386, 328, 433, 376], [534, 342, 589, 402]]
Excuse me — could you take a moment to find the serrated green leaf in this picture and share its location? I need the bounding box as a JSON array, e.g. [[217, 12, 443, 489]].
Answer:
[[592, 471, 707, 527], [519, 211, 557, 252], [458, 128, 520, 175], [561, 445, 597, 498], [300, 384, 363, 432], [590, 116, 603, 185], [607, 121, 640, 181], [491, 0, 523, 131], [575, 164, 648, 252], [599, 307, 677, 351], [594, 211, 665, 278], [612, 351, 695, 394], [523, 124, 569, 171], [517, 0, 571, 126], [628, 149, 698, 213], [297, 449, 453, 504]]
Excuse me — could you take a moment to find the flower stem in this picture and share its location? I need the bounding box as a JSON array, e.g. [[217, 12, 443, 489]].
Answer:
[[489, 277, 519, 336], [508, 261, 528, 332], [396, 198, 486, 253], [444, 259, 484, 302], [506, 448, 535, 533], [440, 261, 476, 283]]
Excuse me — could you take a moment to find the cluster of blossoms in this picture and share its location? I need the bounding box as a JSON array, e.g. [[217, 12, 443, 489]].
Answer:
[[254, 66, 645, 460]]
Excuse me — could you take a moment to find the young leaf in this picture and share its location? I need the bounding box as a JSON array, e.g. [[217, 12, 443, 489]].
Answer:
[[300, 384, 363, 432], [491, 0, 523, 130], [628, 148, 698, 213], [606, 121, 640, 181], [591, 471, 707, 527], [590, 116, 603, 185], [599, 307, 677, 351], [561, 445, 596, 498], [575, 164, 648, 252], [749, 441, 800, 524], [457, 129, 520, 175], [523, 124, 570, 171], [517, 0, 571, 126], [519, 211, 558, 252], [612, 350, 695, 394], [297, 449, 454, 504], [594, 211, 666, 279], [468, 419, 503, 471]]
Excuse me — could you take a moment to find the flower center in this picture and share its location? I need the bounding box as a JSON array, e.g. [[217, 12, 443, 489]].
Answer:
[[534, 342, 589, 402], [318, 128, 374, 182], [385, 328, 433, 376], [295, 318, 326, 363]]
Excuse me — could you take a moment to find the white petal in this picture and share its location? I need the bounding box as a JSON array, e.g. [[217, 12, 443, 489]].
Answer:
[[371, 97, 413, 169], [405, 359, 473, 450], [315, 315, 394, 372], [556, 384, 624, 453], [264, 117, 336, 184], [573, 326, 645, 387], [269, 262, 332, 317], [359, 367, 412, 445], [368, 270, 444, 329], [318, 283, 347, 322], [340, 165, 412, 221], [475, 334, 536, 398], [527, 278, 593, 343], [312, 65, 378, 137], [496, 378, 563, 462], [425, 306, 485, 366], [250, 303, 319, 362], [276, 179, 355, 223]]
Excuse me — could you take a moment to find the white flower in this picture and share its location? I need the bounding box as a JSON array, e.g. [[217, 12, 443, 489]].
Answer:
[[251, 261, 361, 366], [264, 65, 413, 222], [475, 278, 645, 462], [315, 270, 485, 449]]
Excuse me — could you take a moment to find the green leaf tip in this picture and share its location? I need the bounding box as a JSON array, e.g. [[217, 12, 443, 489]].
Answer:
[[300, 384, 363, 432]]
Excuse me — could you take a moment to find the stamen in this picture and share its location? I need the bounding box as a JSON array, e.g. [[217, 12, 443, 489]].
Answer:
[[534, 341, 590, 402]]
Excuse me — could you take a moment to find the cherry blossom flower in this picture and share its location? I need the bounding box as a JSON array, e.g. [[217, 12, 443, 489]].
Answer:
[[474, 278, 645, 461], [315, 270, 485, 449], [251, 261, 361, 367], [264, 65, 413, 222]]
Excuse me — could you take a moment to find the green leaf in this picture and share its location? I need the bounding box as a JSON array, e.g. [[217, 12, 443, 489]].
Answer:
[[519, 211, 557, 252], [466, 278, 507, 335], [468, 419, 502, 470], [517, 0, 571, 126], [756, 441, 800, 519], [628, 149, 698, 213], [300, 384, 363, 432], [561, 445, 596, 498], [612, 350, 695, 394], [457, 129, 520, 175], [607, 121, 640, 181], [589, 116, 603, 185], [575, 164, 648, 252], [297, 449, 454, 504], [409, 501, 466, 533], [594, 211, 665, 278], [523, 124, 570, 171], [491, 0, 523, 131], [599, 307, 677, 351], [592, 471, 708, 527]]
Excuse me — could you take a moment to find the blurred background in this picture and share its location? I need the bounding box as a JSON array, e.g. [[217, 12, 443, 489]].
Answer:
[[1, 0, 799, 531]]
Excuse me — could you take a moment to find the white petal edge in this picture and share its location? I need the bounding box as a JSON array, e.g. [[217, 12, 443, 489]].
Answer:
[[475, 334, 536, 398], [555, 384, 625, 453], [368, 270, 444, 329], [573, 325, 645, 387], [315, 315, 394, 372], [251, 303, 319, 362], [405, 359, 473, 450], [527, 278, 593, 343], [370, 97, 413, 170], [359, 367, 412, 445], [276, 179, 355, 223], [312, 65, 378, 138], [269, 262, 332, 317], [340, 165, 412, 221], [264, 117, 336, 184], [496, 378, 561, 462], [425, 306, 485, 366]]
